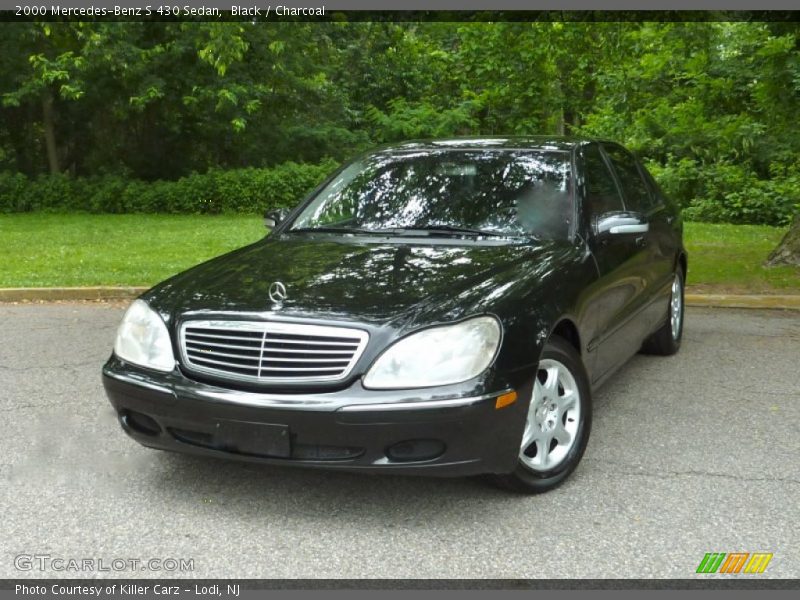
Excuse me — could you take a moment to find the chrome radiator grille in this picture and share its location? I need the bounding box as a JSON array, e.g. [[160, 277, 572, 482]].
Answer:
[[179, 320, 369, 383]]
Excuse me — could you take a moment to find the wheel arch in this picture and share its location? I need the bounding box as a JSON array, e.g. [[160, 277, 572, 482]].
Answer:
[[549, 317, 582, 356], [677, 252, 687, 277]]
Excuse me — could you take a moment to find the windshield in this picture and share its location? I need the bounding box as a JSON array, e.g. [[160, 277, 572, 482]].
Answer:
[[288, 149, 573, 240]]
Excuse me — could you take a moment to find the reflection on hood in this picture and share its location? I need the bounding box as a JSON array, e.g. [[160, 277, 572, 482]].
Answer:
[[147, 235, 573, 327]]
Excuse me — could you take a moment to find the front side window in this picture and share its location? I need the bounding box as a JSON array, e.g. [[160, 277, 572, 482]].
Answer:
[[289, 150, 574, 241], [582, 144, 624, 216]]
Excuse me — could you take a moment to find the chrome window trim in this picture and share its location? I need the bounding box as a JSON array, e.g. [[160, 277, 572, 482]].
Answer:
[[179, 319, 369, 384]]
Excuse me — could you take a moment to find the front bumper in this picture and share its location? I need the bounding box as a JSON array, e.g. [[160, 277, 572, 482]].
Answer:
[[102, 357, 531, 477]]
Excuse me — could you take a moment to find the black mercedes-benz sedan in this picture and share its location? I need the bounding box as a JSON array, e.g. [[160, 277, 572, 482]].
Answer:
[[103, 137, 686, 493]]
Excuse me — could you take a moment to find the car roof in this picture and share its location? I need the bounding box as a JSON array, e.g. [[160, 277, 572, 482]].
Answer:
[[372, 136, 602, 154]]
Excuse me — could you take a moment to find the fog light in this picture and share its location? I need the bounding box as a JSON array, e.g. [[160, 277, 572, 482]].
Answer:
[[386, 439, 445, 462], [120, 410, 162, 436]]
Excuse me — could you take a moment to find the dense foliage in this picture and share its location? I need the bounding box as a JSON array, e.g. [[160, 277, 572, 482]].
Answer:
[[0, 161, 336, 213], [1, 21, 799, 224]]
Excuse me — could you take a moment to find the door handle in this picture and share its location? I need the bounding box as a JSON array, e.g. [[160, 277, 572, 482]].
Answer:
[[609, 223, 649, 234]]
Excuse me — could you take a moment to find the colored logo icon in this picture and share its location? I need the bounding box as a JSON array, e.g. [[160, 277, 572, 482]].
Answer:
[[696, 552, 773, 574]]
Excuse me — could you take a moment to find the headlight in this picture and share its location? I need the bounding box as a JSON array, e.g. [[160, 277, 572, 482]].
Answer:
[[363, 316, 501, 389], [114, 299, 175, 372]]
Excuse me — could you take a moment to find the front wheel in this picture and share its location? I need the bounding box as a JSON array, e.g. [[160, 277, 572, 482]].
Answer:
[[492, 336, 592, 494]]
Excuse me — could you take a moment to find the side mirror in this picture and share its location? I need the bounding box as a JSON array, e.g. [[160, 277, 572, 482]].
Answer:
[[264, 208, 288, 230], [594, 211, 649, 238]]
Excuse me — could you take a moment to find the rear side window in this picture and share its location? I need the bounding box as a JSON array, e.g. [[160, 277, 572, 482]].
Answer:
[[582, 144, 624, 216], [603, 144, 656, 213], [639, 164, 668, 208]]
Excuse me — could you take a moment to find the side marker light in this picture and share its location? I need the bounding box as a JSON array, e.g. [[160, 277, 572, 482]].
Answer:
[[495, 390, 518, 410]]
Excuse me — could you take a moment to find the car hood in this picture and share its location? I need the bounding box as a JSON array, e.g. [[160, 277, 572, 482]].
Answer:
[[146, 234, 568, 328]]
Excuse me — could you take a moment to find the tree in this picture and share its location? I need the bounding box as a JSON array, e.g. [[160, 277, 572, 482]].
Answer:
[[0, 22, 361, 178], [0, 23, 89, 173], [0, 19, 799, 233], [766, 216, 800, 266]]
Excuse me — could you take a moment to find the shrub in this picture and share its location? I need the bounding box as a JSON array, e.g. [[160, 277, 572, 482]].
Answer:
[[0, 159, 339, 215], [0, 172, 29, 211], [646, 158, 799, 226]]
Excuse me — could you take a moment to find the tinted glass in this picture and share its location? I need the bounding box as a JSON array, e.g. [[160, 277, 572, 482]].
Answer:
[[639, 164, 667, 208], [603, 145, 655, 213], [289, 150, 573, 240], [582, 144, 624, 215]]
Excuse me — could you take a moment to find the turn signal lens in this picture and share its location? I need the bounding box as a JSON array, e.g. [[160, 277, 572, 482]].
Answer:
[[495, 390, 518, 410]]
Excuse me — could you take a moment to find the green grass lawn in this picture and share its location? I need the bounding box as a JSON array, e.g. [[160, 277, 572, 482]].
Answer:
[[684, 222, 799, 293], [0, 214, 798, 293], [0, 214, 265, 288]]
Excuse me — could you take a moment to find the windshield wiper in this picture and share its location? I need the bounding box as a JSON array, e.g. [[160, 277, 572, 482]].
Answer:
[[387, 225, 527, 239], [287, 225, 535, 241], [287, 226, 380, 235]]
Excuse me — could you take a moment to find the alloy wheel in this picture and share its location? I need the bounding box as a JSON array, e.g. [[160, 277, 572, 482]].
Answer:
[[670, 274, 683, 340], [519, 359, 581, 472]]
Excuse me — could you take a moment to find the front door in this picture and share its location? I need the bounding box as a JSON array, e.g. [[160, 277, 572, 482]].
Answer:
[[602, 143, 674, 333], [579, 143, 652, 382]]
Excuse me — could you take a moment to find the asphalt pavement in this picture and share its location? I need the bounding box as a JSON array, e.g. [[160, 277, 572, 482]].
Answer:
[[1, 303, 798, 579]]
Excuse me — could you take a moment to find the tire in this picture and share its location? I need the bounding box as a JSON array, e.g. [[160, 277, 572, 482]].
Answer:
[[641, 266, 685, 356], [492, 335, 592, 494]]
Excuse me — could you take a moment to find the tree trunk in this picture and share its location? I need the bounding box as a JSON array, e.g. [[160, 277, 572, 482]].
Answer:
[[555, 107, 565, 136], [765, 215, 800, 267], [42, 91, 60, 174]]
